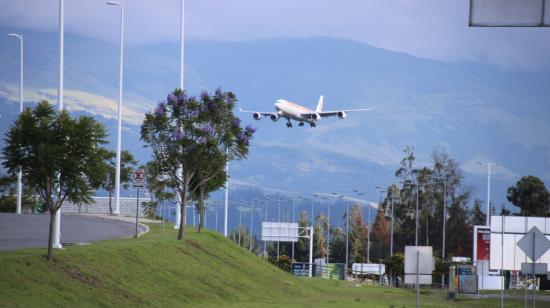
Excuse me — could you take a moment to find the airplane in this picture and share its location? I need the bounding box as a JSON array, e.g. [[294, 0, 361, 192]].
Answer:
[[239, 95, 375, 128]]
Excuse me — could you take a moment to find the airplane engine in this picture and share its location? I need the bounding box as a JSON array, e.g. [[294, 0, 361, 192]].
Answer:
[[253, 112, 262, 120], [270, 114, 280, 121], [311, 113, 321, 120], [337, 111, 347, 119]]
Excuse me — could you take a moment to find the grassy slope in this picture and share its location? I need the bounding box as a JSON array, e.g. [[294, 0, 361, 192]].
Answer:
[[0, 224, 523, 307]]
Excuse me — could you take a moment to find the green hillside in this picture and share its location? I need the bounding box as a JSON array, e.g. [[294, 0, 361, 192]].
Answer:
[[0, 224, 520, 307]]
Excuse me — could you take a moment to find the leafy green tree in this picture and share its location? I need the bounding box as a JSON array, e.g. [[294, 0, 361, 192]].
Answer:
[[294, 211, 311, 262], [2, 101, 109, 260], [507, 175, 550, 216], [101, 150, 137, 214], [0, 174, 16, 212], [141, 89, 254, 240], [470, 199, 486, 225], [314, 213, 328, 260], [229, 225, 255, 249], [348, 204, 368, 264], [141, 160, 175, 218]]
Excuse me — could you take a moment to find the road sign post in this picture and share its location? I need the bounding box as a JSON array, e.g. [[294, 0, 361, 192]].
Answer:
[[517, 226, 550, 307], [132, 169, 145, 238]]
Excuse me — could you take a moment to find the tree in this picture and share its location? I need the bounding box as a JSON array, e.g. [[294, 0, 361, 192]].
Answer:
[[470, 199, 486, 225], [141, 88, 254, 240], [141, 160, 175, 218], [2, 101, 108, 260], [507, 175, 550, 216], [101, 150, 137, 214], [348, 204, 368, 264], [370, 205, 390, 261], [0, 174, 16, 212]]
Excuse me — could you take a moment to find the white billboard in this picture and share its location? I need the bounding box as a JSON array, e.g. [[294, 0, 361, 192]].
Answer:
[[404, 246, 433, 285], [490, 216, 550, 270], [351, 263, 385, 275], [261, 222, 299, 242]]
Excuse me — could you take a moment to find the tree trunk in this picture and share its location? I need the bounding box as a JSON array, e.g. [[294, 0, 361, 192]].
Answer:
[[47, 209, 55, 260], [108, 190, 113, 214], [177, 175, 188, 240], [198, 187, 206, 233]]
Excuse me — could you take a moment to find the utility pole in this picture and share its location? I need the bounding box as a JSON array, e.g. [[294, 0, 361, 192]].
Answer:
[[478, 162, 498, 226]]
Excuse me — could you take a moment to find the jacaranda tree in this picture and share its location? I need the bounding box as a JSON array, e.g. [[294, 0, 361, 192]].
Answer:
[[2, 101, 109, 260], [141, 88, 255, 239]]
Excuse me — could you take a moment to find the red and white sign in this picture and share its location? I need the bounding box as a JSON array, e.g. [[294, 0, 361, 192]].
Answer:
[[132, 169, 145, 189], [473, 225, 490, 261]]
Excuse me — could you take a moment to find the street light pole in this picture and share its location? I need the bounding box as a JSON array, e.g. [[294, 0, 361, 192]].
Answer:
[[327, 200, 331, 263], [478, 162, 498, 226], [264, 198, 270, 257], [7, 33, 23, 215], [53, 0, 64, 250], [277, 195, 281, 259], [107, 1, 124, 216], [291, 198, 295, 261], [249, 199, 255, 252], [390, 186, 396, 256], [367, 202, 371, 263]]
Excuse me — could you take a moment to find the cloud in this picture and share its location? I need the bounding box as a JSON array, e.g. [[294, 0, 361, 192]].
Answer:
[[1, 0, 549, 70]]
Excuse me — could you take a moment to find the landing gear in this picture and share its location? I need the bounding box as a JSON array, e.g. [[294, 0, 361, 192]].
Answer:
[[299, 122, 305, 127], [286, 121, 293, 128], [309, 122, 316, 128]]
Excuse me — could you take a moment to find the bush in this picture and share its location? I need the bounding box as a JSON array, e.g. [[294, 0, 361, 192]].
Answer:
[[269, 255, 292, 272]]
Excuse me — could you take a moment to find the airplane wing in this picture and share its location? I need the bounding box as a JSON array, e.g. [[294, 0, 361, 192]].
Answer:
[[238, 107, 280, 120], [302, 106, 376, 119]]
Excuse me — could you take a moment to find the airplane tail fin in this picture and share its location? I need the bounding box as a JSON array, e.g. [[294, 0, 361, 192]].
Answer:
[[315, 95, 324, 113]]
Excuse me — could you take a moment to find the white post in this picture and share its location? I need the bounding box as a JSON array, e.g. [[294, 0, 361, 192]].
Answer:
[[8, 33, 23, 214], [479, 162, 497, 226], [53, 0, 64, 250], [327, 202, 330, 263], [174, 168, 181, 229], [224, 151, 229, 237], [179, 0, 184, 90], [367, 203, 371, 263], [264, 198, 268, 257], [175, 0, 185, 229], [249, 200, 254, 251], [309, 226, 314, 278]]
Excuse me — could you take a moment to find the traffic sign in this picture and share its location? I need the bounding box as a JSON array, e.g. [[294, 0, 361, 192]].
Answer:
[[132, 169, 145, 189], [517, 226, 550, 262]]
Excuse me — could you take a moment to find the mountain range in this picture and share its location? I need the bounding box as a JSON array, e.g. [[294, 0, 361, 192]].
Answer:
[[1, 26, 550, 213]]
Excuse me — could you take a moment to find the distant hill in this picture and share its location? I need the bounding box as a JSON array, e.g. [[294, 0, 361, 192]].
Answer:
[[1, 26, 550, 211]]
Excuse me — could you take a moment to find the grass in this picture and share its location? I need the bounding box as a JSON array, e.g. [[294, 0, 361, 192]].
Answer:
[[0, 224, 527, 307]]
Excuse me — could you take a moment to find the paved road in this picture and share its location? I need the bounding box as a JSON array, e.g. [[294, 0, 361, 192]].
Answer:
[[0, 213, 144, 251]]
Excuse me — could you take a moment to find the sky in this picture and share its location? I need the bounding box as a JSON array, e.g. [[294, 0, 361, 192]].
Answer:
[[1, 0, 550, 71]]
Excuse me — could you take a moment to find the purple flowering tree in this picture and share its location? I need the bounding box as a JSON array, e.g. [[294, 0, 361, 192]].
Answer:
[[189, 88, 256, 232], [141, 88, 255, 239]]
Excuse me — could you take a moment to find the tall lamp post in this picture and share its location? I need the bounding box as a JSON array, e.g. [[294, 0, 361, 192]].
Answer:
[[53, 0, 64, 249], [249, 199, 259, 252], [263, 197, 270, 257], [107, 1, 125, 216], [478, 162, 498, 226], [7, 33, 23, 215]]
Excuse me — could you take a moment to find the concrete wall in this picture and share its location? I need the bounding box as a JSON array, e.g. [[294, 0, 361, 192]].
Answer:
[[62, 197, 146, 217]]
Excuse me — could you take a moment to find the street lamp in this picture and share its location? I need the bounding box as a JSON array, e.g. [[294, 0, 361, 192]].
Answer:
[[478, 162, 498, 226], [7, 33, 23, 215], [107, 1, 125, 216], [263, 197, 270, 257], [250, 198, 260, 252], [53, 0, 65, 250]]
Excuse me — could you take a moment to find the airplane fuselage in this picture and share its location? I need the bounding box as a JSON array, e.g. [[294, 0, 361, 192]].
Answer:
[[274, 99, 318, 124]]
